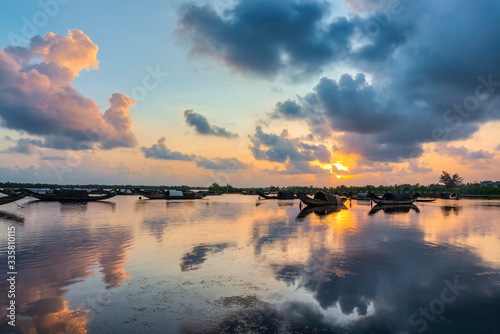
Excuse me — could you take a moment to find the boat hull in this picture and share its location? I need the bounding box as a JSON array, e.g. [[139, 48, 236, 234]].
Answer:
[[25, 189, 116, 202], [297, 193, 346, 206], [139, 191, 201, 200], [368, 193, 418, 205]]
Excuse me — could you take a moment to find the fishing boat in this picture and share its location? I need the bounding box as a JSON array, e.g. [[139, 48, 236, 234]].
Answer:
[[415, 198, 436, 202], [368, 193, 419, 205], [356, 193, 371, 201], [25, 189, 116, 202], [257, 190, 297, 200], [297, 192, 346, 206], [0, 192, 26, 205], [139, 189, 204, 200], [369, 204, 420, 215]]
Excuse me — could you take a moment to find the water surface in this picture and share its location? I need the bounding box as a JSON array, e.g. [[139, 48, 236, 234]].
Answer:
[[1, 195, 499, 333]]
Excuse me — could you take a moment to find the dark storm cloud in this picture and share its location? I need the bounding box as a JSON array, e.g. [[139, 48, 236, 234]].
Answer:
[[176, 0, 355, 79], [141, 137, 196, 161], [195, 157, 248, 170], [184, 110, 238, 138], [178, 0, 500, 163]]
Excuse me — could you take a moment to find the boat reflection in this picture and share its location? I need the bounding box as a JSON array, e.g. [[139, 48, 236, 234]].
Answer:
[[441, 205, 462, 217], [297, 204, 348, 220], [368, 204, 420, 215]]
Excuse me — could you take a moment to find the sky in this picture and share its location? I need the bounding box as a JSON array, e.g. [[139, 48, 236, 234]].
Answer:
[[0, 0, 499, 187]]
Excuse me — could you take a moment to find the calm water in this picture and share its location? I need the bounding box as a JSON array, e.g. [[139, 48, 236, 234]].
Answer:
[[1, 195, 499, 334]]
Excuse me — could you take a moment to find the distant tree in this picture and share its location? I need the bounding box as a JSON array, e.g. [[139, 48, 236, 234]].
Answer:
[[439, 171, 464, 188]]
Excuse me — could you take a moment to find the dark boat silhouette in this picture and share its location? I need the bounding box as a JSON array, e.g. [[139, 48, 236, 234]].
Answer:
[[257, 190, 297, 200], [368, 193, 419, 205], [25, 189, 116, 202], [139, 189, 205, 200], [298, 192, 346, 206]]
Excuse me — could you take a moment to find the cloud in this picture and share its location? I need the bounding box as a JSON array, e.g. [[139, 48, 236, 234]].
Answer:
[[179, 0, 500, 164], [249, 126, 332, 174], [0, 30, 137, 151], [195, 157, 248, 170], [437, 144, 495, 165], [176, 0, 355, 80], [141, 137, 196, 161], [2, 138, 42, 154], [184, 110, 238, 138]]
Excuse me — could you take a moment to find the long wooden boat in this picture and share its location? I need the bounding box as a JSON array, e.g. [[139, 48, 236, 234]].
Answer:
[[139, 190, 204, 200], [415, 198, 436, 202], [25, 189, 116, 202], [0, 192, 26, 205], [356, 193, 371, 201], [257, 190, 297, 200], [297, 192, 346, 206], [368, 193, 419, 205]]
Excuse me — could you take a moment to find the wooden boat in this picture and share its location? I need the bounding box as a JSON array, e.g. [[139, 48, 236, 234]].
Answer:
[[416, 198, 436, 202], [355, 193, 371, 201], [0, 192, 26, 205], [297, 204, 347, 219], [25, 189, 116, 202], [369, 204, 420, 215], [297, 192, 346, 206], [139, 189, 204, 200], [368, 193, 419, 205], [257, 190, 297, 200]]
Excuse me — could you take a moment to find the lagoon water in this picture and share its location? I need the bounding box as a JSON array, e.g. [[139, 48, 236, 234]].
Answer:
[[1, 194, 499, 333]]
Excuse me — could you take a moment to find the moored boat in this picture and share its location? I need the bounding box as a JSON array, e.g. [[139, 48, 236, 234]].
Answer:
[[415, 198, 436, 202], [356, 193, 371, 201], [297, 192, 346, 206], [368, 193, 419, 205], [257, 190, 297, 200], [139, 189, 204, 200], [25, 189, 116, 202]]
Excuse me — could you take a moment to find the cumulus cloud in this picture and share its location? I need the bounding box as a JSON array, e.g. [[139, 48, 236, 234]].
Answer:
[[184, 110, 238, 138], [249, 126, 332, 174], [141, 137, 196, 161], [0, 30, 137, 151], [195, 157, 248, 170]]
